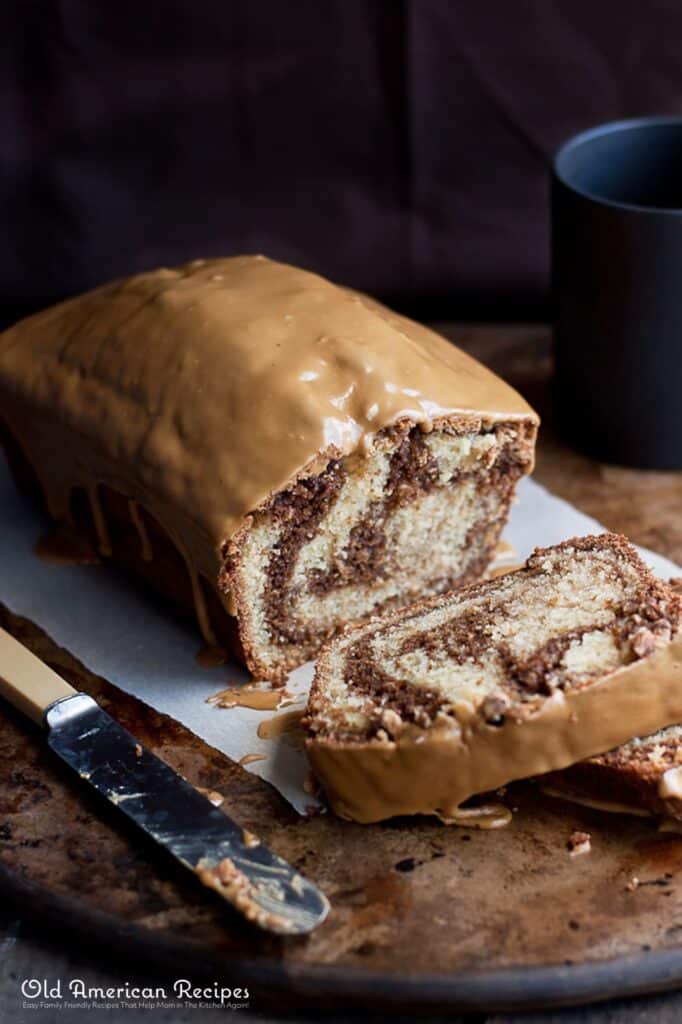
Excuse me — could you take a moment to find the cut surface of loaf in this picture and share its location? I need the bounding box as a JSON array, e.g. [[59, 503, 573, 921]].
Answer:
[[0, 255, 537, 680], [225, 415, 534, 678], [304, 534, 682, 823]]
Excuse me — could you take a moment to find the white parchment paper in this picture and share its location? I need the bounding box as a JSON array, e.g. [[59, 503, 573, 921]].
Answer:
[[0, 456, 679, 814]]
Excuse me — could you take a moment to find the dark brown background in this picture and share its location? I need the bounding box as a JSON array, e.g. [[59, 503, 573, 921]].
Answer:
[[4, 0, 682, 326]]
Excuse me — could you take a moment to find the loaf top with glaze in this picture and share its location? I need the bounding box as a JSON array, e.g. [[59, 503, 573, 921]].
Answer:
[[0, 255, 537, 575]]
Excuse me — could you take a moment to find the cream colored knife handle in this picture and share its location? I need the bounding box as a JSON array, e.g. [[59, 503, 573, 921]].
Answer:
[[0, 627, 76, 726]]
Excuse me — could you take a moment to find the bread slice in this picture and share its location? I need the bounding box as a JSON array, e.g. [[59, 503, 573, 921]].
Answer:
[[0, 255, 537, 681], [545, 580, 682, 822], [304, 534, 682, 823], [543, 725, 682, 822]]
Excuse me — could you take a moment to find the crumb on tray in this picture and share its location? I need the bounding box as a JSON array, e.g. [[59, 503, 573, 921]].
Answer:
[[567, 830, 591, 857]]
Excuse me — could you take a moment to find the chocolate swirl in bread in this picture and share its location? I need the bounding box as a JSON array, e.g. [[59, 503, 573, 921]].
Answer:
[[304, 535, 682, 823], [0, 255, 537, 680]]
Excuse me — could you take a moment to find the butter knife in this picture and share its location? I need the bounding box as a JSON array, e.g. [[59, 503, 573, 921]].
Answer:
[[0, 626, 329, 935]]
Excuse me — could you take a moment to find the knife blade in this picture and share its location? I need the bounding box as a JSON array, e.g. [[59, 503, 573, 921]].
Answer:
[[0, 627, 329, 935]]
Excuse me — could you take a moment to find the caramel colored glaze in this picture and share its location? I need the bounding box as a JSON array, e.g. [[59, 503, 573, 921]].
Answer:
[[238, 753, 266, 767], [195, 787, 225, 807], [34, 528, 101, 566], [305, 639, 682, 824], [128, 499, 153, 562], [195, 645, 229, 668], [195, 857, 295, 934], [659, 767, 682, 799], [87, 485, 112, 557], [206, 684, 294, 712], [439, 803, 513, 830], [182, 552, 217, 648], [257, 709, 305, 741], [0, 256, 538, 613], [303, 770, 319, 796]]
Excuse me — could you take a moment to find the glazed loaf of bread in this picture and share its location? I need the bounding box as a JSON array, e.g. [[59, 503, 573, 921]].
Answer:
[[0, 255, 538, 680]]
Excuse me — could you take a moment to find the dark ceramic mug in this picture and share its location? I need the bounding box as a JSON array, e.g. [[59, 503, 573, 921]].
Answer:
[[552, 116, 682, 469]]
